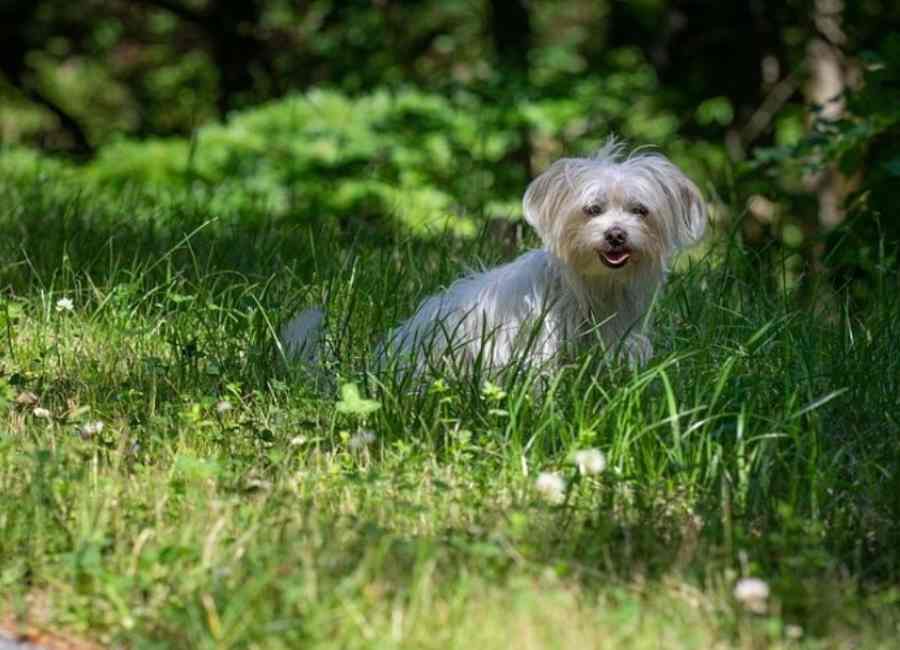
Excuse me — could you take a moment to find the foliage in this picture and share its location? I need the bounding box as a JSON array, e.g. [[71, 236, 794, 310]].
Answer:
[[2, 82, 720, 236], [746, 33, 900, 299], [7, 0, 900, 298]]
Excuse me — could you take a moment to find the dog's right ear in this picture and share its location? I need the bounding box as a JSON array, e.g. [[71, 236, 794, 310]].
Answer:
[[522, 159, 573, 244]]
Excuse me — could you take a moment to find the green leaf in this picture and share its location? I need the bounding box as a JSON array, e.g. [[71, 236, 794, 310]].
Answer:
[[335, 383, 381, 417], [0, 379, 13, 409], [481, 380, 507, 402]]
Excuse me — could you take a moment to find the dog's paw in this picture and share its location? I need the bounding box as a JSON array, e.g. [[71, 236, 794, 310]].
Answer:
[[622, 333, 653, 367]]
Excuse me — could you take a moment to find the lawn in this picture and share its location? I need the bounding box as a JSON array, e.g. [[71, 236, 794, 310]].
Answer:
[[2, 168, 900, 649]]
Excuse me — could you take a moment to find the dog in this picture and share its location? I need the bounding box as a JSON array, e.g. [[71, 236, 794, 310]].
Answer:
[[281, 139, 706, 376]]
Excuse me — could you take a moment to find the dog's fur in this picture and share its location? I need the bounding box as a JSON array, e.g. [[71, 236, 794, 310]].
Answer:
[[281, 139, 706, 375]]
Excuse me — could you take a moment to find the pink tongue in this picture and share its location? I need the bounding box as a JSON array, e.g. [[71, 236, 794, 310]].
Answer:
[[606, 251, 629, 263]]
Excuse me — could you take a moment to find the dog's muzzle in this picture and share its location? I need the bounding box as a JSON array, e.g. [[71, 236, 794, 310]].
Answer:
[[598, 226, 632, 268], [598, 248, 632, 268]]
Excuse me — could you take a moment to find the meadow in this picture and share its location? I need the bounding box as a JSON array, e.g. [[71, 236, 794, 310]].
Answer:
[[1, 134, 899, 650]]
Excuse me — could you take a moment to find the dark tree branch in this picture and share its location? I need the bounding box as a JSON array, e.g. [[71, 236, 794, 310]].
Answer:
[[23, 86, 94, 154], [134, 0, 269, 115], [0, 0, 92, 154], [741, 72, 799, 146]]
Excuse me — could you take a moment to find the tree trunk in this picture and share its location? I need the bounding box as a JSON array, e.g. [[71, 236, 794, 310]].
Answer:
[[488, 0, 531, 77], [487, 0, 533, 179], [805, 0, 848, 231], [138, 0, 268, 117]]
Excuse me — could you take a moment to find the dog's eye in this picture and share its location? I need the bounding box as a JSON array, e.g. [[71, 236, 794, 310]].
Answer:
[[583, 203, 605, 217], [631, 203, 649, 217]]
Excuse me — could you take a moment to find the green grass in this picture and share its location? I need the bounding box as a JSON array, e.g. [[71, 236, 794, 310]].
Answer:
[[2, 172, 900, 649]]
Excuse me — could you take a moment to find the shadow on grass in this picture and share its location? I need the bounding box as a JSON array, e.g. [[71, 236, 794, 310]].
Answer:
[[0, 173, 520, 296]]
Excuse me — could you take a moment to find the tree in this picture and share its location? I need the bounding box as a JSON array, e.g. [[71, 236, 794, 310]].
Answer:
[[136, 0, 274, 115], [487, 0, 533, 177]]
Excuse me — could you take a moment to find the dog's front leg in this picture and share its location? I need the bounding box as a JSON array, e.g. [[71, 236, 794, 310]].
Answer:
[[622, 332, 653, 367]]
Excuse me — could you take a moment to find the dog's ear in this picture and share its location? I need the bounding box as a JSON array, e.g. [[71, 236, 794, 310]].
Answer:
[[522, 159, 574, 244], [669, 168, 707, 249]]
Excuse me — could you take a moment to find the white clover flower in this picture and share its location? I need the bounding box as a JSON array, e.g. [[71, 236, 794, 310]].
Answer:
[[215, 400, 233, 414], [535, 472, 567, 504], [32, 407, 51, 419], [348, 429, 376, 451], [79, 420, 105, 439], [573, 448, 607, 476], [55, 297, 74, 313], [734, 577, 770, 613], [244, 478, 272, 491]]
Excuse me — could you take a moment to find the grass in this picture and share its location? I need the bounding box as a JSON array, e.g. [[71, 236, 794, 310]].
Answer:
[[1, 171, 900, 649]]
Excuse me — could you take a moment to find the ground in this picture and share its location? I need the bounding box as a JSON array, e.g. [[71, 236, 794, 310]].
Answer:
[[1, 174, 899, 648]]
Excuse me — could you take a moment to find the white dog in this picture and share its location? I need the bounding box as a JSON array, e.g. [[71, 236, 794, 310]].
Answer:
[[281, 139, 706, 375]]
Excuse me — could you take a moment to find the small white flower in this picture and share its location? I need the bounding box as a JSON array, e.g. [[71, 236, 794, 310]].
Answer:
[[734, 577, 769, 613], [79, 420, 105, 439], [535, 472, 567, 504], [348, 429, 376, 451], [573, 448, 607, 476], [32, 407, 51, 419], [244, 478, 272, 491], [785, 624, 803, 640], [55, 297, 74, 313], [215, 400, 233, 414], [289, 435, 307, 446]]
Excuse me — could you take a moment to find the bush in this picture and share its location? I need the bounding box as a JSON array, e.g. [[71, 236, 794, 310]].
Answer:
[[3, 70, 724, 237]]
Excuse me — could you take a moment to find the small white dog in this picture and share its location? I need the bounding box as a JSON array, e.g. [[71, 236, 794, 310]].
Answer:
[[282, 139, 706, 375]]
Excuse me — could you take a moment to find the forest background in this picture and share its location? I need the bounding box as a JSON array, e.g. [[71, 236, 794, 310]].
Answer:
[[3, 0, 900, 295]]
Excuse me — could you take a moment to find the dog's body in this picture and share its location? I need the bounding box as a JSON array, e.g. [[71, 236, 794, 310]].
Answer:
[[282, 140, 706, 374], [378, 248, 659, 372]]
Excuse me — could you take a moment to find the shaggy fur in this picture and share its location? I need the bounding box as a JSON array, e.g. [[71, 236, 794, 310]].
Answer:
[[281, 139, 706, 374]]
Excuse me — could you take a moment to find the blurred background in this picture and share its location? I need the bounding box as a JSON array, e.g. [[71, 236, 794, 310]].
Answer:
[[2, 0, 899, 300]]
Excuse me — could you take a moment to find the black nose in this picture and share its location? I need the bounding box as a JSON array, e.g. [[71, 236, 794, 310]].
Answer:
[[605, 226, 628, 247]]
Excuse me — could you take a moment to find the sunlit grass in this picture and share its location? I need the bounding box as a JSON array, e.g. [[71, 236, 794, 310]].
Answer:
[[2, 174, 900, 648]]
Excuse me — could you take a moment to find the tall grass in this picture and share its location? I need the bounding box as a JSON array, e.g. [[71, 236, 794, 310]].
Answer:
[[1, 171, 899, 648]]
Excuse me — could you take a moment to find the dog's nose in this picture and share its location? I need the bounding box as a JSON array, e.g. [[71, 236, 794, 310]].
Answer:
[[605, 226, 628, 247]]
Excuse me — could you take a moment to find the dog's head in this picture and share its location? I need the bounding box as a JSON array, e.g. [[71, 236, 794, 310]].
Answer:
[[522, 139, 706, 279]]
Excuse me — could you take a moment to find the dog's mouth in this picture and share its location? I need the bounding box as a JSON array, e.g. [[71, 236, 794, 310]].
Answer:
[[598, 248, 632, 269]]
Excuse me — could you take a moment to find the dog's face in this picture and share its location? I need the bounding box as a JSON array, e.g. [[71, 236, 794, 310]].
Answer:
[[523, 143, 706, 279]]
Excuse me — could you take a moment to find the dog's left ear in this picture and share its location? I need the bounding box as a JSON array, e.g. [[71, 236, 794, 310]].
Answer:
[[522, 158, 573, 245], [669, 170, 707, 249]]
